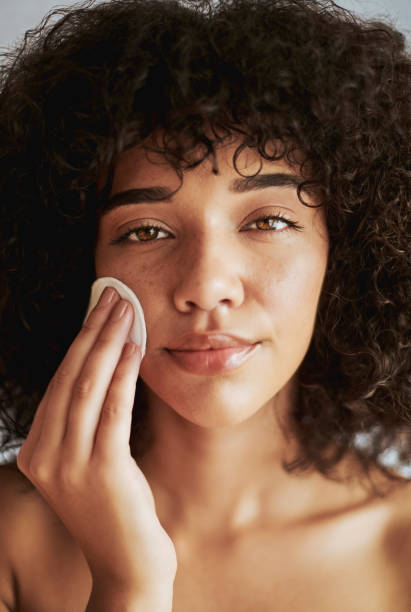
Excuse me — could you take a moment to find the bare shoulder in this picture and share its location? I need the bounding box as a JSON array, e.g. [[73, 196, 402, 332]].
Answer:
[[0, 460, 31, 502], [385, 478, 411, 547], [0, 462, 92, 611], [0, 462, 33, 610], [381, 479, 411, 605], [0, 461, 63, 548]]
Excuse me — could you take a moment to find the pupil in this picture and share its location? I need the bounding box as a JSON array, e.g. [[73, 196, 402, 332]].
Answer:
[[139, 227, 157, 240]]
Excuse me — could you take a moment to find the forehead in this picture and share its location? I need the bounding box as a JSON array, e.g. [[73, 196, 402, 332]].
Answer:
[[109, 141, 304, 194]]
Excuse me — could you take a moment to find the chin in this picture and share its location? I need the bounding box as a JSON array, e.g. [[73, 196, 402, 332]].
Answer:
[[140, 374, 282, 429]]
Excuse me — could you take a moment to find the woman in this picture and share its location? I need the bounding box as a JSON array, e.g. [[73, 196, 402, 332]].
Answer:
[[0, 0, 409, 609]]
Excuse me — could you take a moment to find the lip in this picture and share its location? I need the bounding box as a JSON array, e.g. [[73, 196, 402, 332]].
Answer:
[[166, 343, 260, 375], [166, 332, 257, 351]]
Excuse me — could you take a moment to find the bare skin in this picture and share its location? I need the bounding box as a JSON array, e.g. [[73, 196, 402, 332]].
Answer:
[[1, 461, 411, 611], [0, 140, 410, 610]]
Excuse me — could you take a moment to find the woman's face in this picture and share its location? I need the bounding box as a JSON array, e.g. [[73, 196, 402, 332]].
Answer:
[[94, 142, 329, 427]]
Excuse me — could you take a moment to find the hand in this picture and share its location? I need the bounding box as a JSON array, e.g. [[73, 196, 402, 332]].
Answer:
[[17, 287, 177, 594]]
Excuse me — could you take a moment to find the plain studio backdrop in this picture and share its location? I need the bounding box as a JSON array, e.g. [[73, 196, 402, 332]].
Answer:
[[0, 0, 410, 49]]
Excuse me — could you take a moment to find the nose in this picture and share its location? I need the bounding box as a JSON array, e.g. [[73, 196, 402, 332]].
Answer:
[[173, 233, 245, 313]]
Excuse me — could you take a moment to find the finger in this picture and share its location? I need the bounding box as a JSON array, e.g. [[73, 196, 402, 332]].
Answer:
[[37, 287, 121, 452], [61, 299, 134, 463], [93, 342, 142, 461]]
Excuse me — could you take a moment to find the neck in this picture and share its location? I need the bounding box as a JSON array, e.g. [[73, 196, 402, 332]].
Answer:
[[134, 380, 373, 541]]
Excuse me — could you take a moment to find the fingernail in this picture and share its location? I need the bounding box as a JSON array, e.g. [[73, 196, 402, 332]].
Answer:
[[111, 300, 129, 321], [99, 287, 116, 306]]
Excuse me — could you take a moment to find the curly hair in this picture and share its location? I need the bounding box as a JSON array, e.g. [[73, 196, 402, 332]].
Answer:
[[0, 0, 409, 483]]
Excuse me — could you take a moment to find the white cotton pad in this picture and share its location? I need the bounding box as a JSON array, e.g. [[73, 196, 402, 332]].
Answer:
[[83, 277, 147, 358]]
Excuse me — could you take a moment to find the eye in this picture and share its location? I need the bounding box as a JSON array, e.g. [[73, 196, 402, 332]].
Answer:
[[111, 222, 170, 245], [110, 213, 304, 245], [244, 214, 304, 233]]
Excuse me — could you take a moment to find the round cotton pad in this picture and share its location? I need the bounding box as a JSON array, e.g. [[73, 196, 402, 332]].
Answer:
[[83, 277, 147, 358]]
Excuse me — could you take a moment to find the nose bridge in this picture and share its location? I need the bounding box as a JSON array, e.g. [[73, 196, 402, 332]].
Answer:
[[182, 200, 232, 264], [188, 219, 226, 260], [173, 217, 245, 312]]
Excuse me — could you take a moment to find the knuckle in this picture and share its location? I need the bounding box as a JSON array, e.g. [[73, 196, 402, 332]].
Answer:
[[53, 364, 71, 386], [73, 377, 93, 399], [29, 454, 52, 483], [101, 399, 122, 419], [80, 318, 98, 333]]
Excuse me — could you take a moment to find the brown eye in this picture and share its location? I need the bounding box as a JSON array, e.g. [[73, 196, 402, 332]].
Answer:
[[112, 223, 170, 244], [246, 214, 303, 232], [256, 217, 287, 230], [135, 226, 161, 241]]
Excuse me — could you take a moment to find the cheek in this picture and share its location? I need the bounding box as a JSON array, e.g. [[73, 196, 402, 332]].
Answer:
[[94, 248, 172, 349], [259, 247, 327, 335]]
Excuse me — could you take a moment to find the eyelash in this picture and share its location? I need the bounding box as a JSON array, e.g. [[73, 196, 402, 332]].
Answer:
[[111, 214, 304, 245]]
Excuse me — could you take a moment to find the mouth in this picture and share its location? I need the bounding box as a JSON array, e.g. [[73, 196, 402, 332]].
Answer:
[[165, 342, 261, 375]]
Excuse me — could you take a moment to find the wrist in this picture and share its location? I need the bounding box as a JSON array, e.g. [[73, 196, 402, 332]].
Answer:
[[86, 578, 174, 612]]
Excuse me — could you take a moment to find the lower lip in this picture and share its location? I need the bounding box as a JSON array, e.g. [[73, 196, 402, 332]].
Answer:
[[166, 343, 260, 375]]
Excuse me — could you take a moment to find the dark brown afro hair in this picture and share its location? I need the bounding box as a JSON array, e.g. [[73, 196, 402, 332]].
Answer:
[[0, 0, 409, 484]]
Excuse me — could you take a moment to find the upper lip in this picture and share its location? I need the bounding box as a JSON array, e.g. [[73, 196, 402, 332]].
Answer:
[[166, 332, 258, 351]]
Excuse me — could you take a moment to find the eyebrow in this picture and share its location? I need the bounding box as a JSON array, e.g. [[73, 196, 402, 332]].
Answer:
[[100, 172, 303, 216]]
